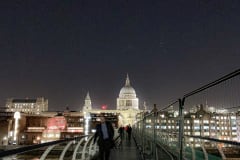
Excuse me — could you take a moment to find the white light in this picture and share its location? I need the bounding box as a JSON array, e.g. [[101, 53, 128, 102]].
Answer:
[[13, 112, 21, 143], [84, 112, 91, 135], [14, 111, 21, 119], [9, 131, 13, 137]]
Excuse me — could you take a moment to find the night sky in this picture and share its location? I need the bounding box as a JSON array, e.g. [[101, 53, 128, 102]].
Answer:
[[0, 0, 240, 111]]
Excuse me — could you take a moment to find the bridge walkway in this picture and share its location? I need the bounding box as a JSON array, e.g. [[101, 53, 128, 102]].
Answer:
[[110, 137, 141, 160]]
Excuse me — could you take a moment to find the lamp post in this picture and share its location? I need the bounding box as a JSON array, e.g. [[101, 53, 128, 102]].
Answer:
[[84, 112, 91, 135], [13, 111, 21, 145]]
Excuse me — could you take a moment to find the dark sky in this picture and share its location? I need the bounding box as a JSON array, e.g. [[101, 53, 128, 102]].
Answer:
[[0, 0, 240, 111]]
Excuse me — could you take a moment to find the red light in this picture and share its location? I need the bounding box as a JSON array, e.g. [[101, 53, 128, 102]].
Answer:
[[47, 117, 67, 130], [101, 105, 107, 110]]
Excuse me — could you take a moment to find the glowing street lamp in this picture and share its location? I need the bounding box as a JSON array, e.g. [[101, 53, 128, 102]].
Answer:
[[84, 112, 91, 136], [36, 136, 41, 144], [13, 112, 21, 144]]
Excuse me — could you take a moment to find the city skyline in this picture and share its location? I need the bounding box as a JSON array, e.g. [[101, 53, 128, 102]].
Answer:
[[0, 0, 240, 111]]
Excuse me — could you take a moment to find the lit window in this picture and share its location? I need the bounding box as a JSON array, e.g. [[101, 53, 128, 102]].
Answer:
[[203, 120, 209, 123], [195, 132, 200, 136], [203, 126, 209, 129], [204, 132, 209, 136], [231, 116, 236, 119], [194, 126, 200, 129], [194, 120, 199, 123]]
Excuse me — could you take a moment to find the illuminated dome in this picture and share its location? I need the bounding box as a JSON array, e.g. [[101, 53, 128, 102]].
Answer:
[[119, 74, 136, 98], [117, 74, 139, 110], [120, 86, 136, 96]]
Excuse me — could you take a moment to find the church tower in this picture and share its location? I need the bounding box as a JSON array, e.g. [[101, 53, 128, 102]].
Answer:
[[83, 92, 92, 111], [117, 74, 139, 110]]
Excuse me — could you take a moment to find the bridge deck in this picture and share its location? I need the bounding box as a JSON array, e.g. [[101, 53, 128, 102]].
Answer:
[[110, 137, 140, 160]]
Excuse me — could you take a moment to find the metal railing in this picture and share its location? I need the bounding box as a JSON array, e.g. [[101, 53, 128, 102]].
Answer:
[[133, 69, 240, 160], [0, 135, 99, 160]]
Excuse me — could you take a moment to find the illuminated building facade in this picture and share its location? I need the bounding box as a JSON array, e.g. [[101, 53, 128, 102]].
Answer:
[[144, 104, 240, 147], [0, 112, 15, 145], [117, 74, 139, 110], [83, 92, 92, 111], [25, 111, 84, 144], [0, 111, 84, 145], [83, 74, 143, 127], [185, 105, 237, 142], [5, 97, 48, 114]]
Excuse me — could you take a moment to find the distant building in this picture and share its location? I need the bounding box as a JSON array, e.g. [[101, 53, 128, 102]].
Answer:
[[117, 74, 139, 110], [0, 112, 14, 145], [0, 74, 143, 144], [82, 92, 92, 111], [83, 74, 143, 126], [149, 104, 239, 148], [5, 97, 48, 114], [0, 111, 84, 145]]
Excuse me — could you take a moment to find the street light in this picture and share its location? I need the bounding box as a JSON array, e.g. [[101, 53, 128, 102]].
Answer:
[[13, 111, 21, 144]]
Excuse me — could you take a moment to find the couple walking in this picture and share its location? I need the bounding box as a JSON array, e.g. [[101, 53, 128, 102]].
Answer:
[[118, 124, 132, 141]]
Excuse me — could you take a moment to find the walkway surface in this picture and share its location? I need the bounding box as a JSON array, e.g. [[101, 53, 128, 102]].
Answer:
[[110, 137, 140, 160]]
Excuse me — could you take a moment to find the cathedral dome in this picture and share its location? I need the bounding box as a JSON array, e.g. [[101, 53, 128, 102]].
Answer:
[[120, 85, 136, 95], [119, 74, 136, 98]]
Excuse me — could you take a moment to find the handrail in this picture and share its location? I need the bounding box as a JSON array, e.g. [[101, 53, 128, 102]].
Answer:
[[158, 100, 178, 113], [81, 135, 94, 160], [156, 143, 175, 160], [59, 141, 74, 160], [0, 135, 88, 158], [72, 138, 86, 160], [40, 145, 56, 160], [185, 135, 240, 146], [183, 69, 240, 98]]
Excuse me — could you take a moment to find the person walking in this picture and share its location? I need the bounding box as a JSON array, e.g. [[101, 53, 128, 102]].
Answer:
[[117, 126, 125, 147], [126, 124, 132, 141], [94, 115, 114, 160], [118, 126, 124, 140], [112, 123, 119, 140]]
